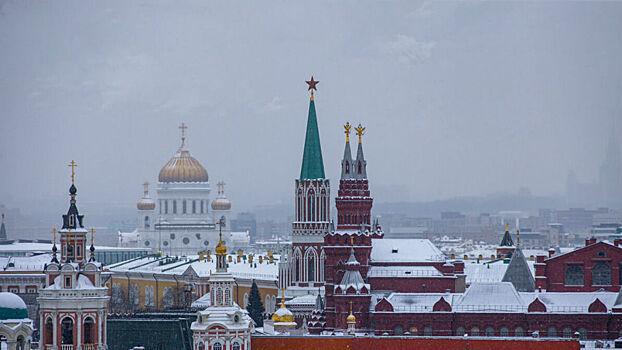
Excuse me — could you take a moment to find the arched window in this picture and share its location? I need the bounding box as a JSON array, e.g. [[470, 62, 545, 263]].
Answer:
[[216, 288, 223, 306], [61, 317, 74, 345], [485, 327, 494, 336], [565, 265, 584, 286], [244, 293, 249, 308], [563, 328, 572, 338], [455, 327, 465, 336], [225, 288, 231, 305], [144, 216, 150, 229], [394, 326, 403, 335], [308, 192, 315, 221], [424, 327, 432, 336], [45, 318, 54, 346], [213, 342, 223, 350], [84, 317, 95, 344], [265, 295, 271, 313], [548, 327, 557, 338], [192, 200, 196, 214], [500, 328, 509, 337], [515, 327, 524, 337], [16, 335, 25, 350], [308, 255, 315, 282], [182, 200, 187, 214], [471, 327, 479, 336], [592, 262, 611, 286], [198, 343, 205, 350], [232, 343, 241, 350], [357, 161, 362, 174], [345, 161, 349, 174]]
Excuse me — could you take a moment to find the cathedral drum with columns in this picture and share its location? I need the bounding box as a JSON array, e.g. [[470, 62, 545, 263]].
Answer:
[[38, 162, 109, 350], [129, 124, 241, 256]]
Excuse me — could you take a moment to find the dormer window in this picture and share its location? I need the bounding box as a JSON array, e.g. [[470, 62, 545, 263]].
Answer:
[[69, 215, 75, 227], [64, 276, 71, 288], [596, 250, 607, 257]]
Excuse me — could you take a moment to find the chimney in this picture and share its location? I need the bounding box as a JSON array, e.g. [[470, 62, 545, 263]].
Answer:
[[585, 237, 597, 246], [614, 239, 621, 247], [548, 248, 555, 258]]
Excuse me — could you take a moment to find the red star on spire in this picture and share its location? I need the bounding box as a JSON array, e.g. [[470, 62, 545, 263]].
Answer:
[[306, 76, 319, 91]]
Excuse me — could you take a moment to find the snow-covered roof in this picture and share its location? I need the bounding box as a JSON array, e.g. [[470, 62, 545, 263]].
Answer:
[[521, 291, 618, 313], [45, 274, 99, 290], [455, 282, 523, 311], [0, 254, 52, 272], [370, 239, 445, 262], [285, 294, 317, 306], [108, 253, 279, 281], [191, 292, 210, 309], [463, 259, 535, 285], [385, 293, 454, 312], [0, 292, 27, 309], [368, 265, 442, 278]]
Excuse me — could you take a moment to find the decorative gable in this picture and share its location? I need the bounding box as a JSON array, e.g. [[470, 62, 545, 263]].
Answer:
[[433, 297, 452, 312], [374, 298, 394, 312], [527, 298, 547, 312], [588, 298, 607, 313]]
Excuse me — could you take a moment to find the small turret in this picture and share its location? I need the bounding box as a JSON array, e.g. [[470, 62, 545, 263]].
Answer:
[[354, 124, 367, 179], [341, 122, 355, 180]]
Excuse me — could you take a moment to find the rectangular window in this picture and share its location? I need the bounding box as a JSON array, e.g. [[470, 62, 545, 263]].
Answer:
[[65, 276, 71, 288], [192, 200, 196, 214], [26, 286, 37, 293], [201, 200, 204, 214], [165, 201, 168, 214], [8, 286, 19, 293], [173, 200, 177, 214], [183, 200, 187, 214], [77, 245, 81, 257], [159, 200, 162, 214]]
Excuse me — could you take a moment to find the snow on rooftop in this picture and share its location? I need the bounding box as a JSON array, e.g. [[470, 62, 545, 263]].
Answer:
[[370, 239, 445, 262], [0, 254, 52, 272], [285, 294, 317, 305], [455, 282, 523, 311], [368, 265, 442, 278], [109, 254, 279, 281], [464, 259, 535, 285], [191, 292, 210, 309], [385, 293, 453, 312]]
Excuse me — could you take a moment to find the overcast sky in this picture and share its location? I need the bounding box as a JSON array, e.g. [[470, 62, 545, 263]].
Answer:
[[1, 0, 621, 218]]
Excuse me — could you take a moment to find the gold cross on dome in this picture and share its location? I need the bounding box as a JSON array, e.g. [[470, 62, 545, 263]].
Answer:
[[90, 228, 95, 245], [68, 160, 77, 184], [179, 123, 188, 147]]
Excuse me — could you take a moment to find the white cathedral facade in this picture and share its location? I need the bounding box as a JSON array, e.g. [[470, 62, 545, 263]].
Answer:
[[119, 124, 249, 256]]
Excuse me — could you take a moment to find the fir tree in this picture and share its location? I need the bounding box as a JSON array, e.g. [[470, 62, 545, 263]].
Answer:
[[246, 280, 265, 326]]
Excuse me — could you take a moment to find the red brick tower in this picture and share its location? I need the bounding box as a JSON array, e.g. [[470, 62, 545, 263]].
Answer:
[[323, 123, 382, 332]]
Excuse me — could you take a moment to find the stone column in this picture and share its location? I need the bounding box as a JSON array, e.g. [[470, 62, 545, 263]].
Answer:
[[52, 313, 58, 350], [76, 313, 82, 350]]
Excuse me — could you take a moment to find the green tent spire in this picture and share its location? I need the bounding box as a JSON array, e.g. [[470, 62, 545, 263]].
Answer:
[[299, 85, 326, 180]]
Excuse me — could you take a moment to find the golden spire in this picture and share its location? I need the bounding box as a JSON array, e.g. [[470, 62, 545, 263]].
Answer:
[[505, 222, 509, 232], [215, 218, 227, 255], [67, 228, 71, 245], [355, 124, 365, 144], [280, 288, 286, 308], [52, 228, 57, 244], [344, 122, 351, 142], [68, 160, 77, 184], [350, 235, 355, 252], [179, 122, 188, 149], [90, 228, 95, 246]]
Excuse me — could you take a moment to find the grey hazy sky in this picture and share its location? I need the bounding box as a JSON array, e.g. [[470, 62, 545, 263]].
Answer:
[[1, 0, 621, 217]]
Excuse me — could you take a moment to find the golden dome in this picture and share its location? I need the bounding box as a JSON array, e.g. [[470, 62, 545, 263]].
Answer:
[[347, 311, 356, 323], [158, 149, 208, 183], [272, 299, 295, 325], [215, 230, 227, 255], [137, 181, 156, 210], [211, 181, 231, 210]]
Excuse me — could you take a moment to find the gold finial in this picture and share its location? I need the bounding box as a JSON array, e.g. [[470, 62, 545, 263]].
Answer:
[[350, 235, 354, 252], [215, 218, 226, 255], [217, 181, 226, 195], [67, 228, 71, 246], [68, 160, 77, 184], [505, 222, 509, 232], [280, 288, 286, 307], [179, 122, 188, 148], [143, 181, 149, 196], [52, 228, 57, 244], [347, 300, 356, 323], [344, 122, 351, 142], [355, 124, 365, 144], [90, 228, 95, 246]]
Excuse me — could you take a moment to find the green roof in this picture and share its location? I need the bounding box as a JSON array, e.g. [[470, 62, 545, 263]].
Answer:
[[0, 307, 28, 320], [299, 98, 325, 180]]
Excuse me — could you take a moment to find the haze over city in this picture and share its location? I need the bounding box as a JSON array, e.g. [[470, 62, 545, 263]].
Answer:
[[1, 1, 621, 232]]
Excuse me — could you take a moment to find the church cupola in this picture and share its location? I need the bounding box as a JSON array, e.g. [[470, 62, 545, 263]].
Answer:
[[59, 161, 88, 266]]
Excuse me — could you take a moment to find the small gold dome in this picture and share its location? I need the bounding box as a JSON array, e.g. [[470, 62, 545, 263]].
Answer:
[[215, 231, 227, 255], [347, 312, 356, 323], [137, 181, 155, 210], [137, 198, 155, 210], [272, 302, 295, 325], [158, 150, 208, 183], [211, 198, 231, 211]]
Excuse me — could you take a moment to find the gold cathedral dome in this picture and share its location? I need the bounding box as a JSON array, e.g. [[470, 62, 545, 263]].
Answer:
[[211, 181, 232, 211], [158, 123, 209, 183], [137, 182, 156, 210]]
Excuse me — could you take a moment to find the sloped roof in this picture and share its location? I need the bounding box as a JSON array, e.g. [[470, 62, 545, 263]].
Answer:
[[370, 239, 445, 262], [299, 98, 325, 180], [502, 247, 535, 292]]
